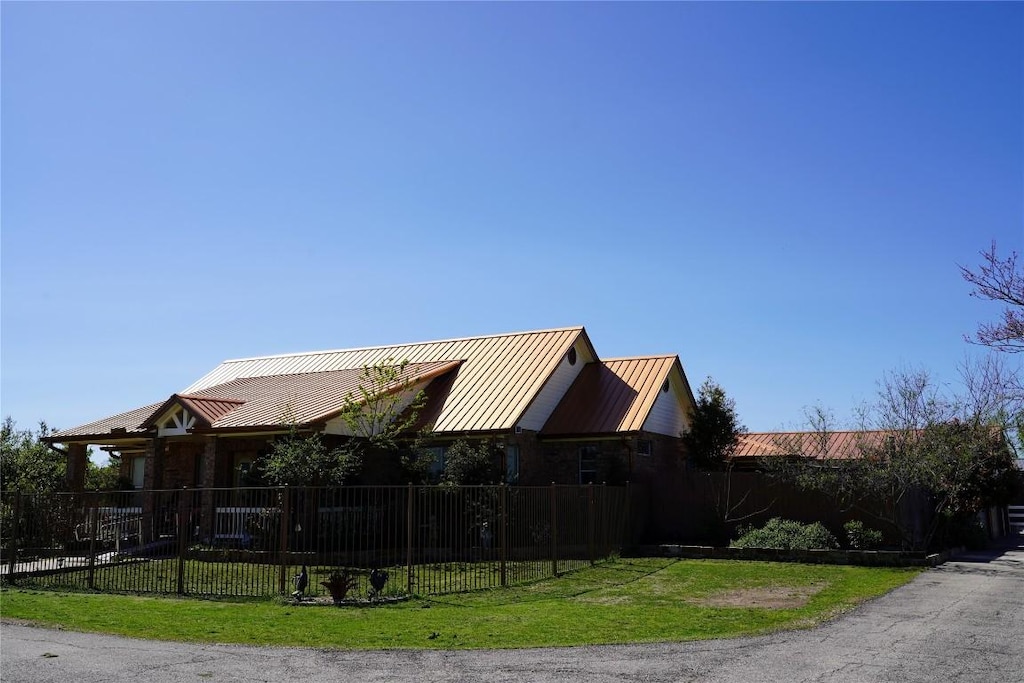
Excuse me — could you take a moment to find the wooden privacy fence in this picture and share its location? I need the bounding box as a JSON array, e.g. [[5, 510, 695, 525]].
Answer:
[[1, 484, 629, 598]]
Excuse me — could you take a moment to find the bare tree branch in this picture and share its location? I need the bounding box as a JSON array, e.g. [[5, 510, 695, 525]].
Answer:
[[961, 242, 1024, 353]]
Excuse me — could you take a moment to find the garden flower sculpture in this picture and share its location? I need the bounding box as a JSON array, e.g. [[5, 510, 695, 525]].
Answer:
[[291, 565, 308, 601], [369, 568, 389, 597]]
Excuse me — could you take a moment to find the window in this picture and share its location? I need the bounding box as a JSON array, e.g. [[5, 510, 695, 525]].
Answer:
[[234, 455, 253, 487], [131, 456, 146, 489], [506, 444, 520, 484], [567, 347, 577, 365], [579, 445, 599, 484], [425, 446, 446, 482], [637, 439, 653, 457]]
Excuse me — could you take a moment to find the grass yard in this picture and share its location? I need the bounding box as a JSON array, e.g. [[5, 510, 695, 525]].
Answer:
[[0, 558, 920, 649]]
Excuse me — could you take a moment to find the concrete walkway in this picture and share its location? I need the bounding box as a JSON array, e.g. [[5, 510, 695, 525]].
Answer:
[[3, 537, 1022, 683]]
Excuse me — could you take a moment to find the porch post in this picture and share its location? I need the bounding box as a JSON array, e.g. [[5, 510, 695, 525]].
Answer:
[[142, 437, 165, 544], [199, 437, 217, 544], [144, 437, 166, 491], [66, 443, 88, 492]]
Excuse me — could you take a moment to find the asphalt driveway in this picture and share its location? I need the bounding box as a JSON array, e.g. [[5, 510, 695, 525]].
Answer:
[[3, 537, 1022, 683]]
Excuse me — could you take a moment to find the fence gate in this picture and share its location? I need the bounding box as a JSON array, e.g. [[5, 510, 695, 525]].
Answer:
[[1009, 505, 1024, 536]]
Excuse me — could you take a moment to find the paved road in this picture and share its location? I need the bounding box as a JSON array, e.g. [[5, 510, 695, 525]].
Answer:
[[3, 537, 1022, 683]]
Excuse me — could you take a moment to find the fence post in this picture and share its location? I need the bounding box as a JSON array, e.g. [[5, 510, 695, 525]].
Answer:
[[176, 489, 189, 595], [550, 483, 558, 577], [278, 486, 290, 595], [406, 483, 414, 594], [624, 481, 631, 549], [499, 484, 507, 587], [87, 500, 99, 589], [588, 483, 595, 566], [6, 493, 22, 582]]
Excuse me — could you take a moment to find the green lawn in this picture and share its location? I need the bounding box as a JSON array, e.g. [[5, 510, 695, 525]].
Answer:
[[0, 558, 920, 649]]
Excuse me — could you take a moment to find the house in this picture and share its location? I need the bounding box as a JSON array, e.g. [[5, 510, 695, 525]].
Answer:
[[47, 326, 696, 496]]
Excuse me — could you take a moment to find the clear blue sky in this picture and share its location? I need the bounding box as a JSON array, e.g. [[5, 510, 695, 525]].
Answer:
[[2, 2, 1022, 441]]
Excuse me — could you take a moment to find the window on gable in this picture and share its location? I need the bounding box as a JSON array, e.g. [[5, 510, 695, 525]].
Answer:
[[579, 445, 599, 484], [160, 407, 182, 430], [159, 407, 195, 435], [637, 439, 653, 457]]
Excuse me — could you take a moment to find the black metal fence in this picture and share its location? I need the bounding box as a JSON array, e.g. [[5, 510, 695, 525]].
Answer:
[[1, 484, 629, 599]]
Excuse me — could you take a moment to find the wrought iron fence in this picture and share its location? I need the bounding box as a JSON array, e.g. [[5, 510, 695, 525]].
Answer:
[[1, 484, 629, 599]]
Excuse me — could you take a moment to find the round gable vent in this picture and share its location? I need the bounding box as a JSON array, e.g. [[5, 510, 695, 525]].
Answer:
[[568, 348, 577, 365], [662, 379, 670, 393]]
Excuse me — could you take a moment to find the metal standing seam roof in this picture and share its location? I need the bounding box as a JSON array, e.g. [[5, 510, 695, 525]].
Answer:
[[50, 362, 461, 439], [49, 403, 164, 440], [734, 431, 890, 461], [196, 361, 460, 429], [140, 395, 246, 429], [181, 326, 589, 434], [540, 355, 679, 436]]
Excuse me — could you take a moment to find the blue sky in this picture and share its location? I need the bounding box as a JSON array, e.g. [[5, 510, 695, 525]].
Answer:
[[2, 2, 1021, 442]]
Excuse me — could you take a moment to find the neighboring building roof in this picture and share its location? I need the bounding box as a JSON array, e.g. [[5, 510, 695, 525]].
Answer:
[[541, 356, 681, 436], [735, 431, 888, 461]]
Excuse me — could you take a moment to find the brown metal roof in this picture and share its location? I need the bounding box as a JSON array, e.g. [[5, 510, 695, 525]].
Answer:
[[195, 360, 460, 429], [50, 362, 460, 440], [139, 394, 246, 429], [541, 356, 678, 436], [734, 431, 888, 461], [49, 402, 163, 440], [51, 326, 697, 442], [182, 327, 589, 433]]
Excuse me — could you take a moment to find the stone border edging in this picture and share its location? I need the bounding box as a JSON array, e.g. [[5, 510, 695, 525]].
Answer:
[[625, 545, 955, 567]]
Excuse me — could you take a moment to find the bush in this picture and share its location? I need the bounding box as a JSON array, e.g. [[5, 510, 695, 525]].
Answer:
[[731, 518, 839, 550], [844, 520, 884, 550]]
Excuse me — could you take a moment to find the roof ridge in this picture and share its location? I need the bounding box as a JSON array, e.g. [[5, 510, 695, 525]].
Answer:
[[176, 393, 245, 404], [601, 354, 677, 362], [218, 326, 586, 364]]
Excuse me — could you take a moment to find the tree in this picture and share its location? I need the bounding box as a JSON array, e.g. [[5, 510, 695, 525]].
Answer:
[[334, 358, 429, 465], [767, 361, 1022, 550], [682, 378, 766, 536], [85, 456, 133, 491], [254, 358, 430, 487], [441, 440, 502, 486], [682, 377, 747, 469], [257, 427, 361, 487], [961, 242, 1024, 353], [1, 417, 65, 493]]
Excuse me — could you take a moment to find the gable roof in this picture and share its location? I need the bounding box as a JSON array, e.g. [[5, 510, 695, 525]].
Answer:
[[182, 326, 590, 434], [50, 327, 594, 441], [140, 395, 246, 430], [193, 361, 460, 430], [541, 355, 682, 436]]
